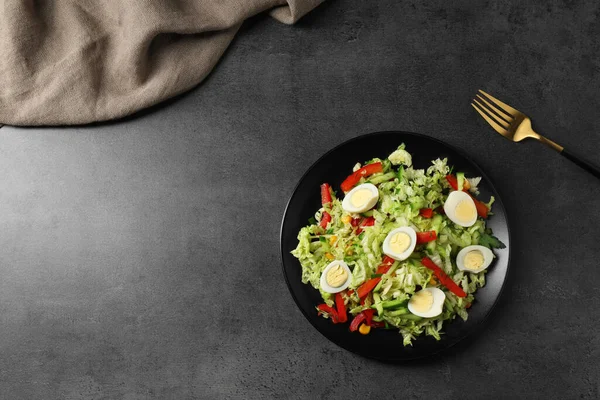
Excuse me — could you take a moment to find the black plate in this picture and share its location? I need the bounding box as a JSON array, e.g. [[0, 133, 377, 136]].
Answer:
[[280, 131, 511, 361]]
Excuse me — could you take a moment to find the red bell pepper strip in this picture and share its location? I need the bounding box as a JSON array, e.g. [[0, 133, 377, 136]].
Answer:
[[370, 321, 385, 328], [320, 183, 332, 205], [445, 174, 459, 191], [350, 309, 379, 332], [362, 309, 375, 326], [419, 208, 434, 218], [350, 309, 376, 332], [382, 255, 395, 264], [469, 194, 489, 218], [320, 211, 331, 229], [361, 216, 375, 227], [355, 216, 375, 234], [335, 292, 348, 323], [351, 218, 360, 227], [376, 255, 395, 274], [376, 267, 390, 276], [349, 312, 366, 332], [356, 278, 381, 299], [445, 174, 471, 191], [355, 255, 396, 306], [340, 162, 383, 192], [317, 304, 335, 314], [317, 303, 340, 323], [420, 257, 466, 298], [416, 230, 437, 244]]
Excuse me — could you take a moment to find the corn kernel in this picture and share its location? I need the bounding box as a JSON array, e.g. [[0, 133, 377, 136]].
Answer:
[[341, 215, 352, 224], [325, 252, 335, 260], [429, 276, 437, 285], [329, 236, 338, 245], [358, 324, 371, 335]]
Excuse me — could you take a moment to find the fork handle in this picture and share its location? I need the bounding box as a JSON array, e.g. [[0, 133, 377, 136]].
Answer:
[[561, 148, 600, 179]]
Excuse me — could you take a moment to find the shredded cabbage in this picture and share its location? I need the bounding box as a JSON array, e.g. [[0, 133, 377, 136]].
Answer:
[[291, 144, 500, 345]]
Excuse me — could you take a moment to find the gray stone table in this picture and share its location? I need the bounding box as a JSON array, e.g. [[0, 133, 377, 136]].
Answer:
[[1, 0, 600, 398]]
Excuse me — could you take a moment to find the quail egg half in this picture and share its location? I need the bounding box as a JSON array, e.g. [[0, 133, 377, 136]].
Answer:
[[342, 183, 379, 214], [320, 260, 353, 293], [408, 287, 446, 318], [382, 226, 417, 261], [443, 190, 477, 227], [456, 245, 494, 274]]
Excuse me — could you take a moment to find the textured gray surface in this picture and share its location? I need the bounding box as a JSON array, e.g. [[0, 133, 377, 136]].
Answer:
[[1, 0, 600, 398]]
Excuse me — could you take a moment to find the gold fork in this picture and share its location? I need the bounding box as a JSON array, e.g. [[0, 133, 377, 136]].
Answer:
[[471, 90, 600, 179]]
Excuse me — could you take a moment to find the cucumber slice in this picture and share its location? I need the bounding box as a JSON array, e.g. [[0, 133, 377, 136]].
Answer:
[[431, 214, 444, 233], [373, 293, 384, 317], [456, 172, 465, 191]]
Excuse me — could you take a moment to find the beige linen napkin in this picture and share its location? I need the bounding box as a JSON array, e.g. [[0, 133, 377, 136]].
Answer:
[[0, 0, 322, 126]]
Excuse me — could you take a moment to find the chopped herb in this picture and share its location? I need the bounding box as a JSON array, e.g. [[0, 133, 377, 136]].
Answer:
[[479, 230, 506, 249]]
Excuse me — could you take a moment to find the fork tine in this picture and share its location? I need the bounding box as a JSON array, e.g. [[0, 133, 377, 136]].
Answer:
[[478, 89, 520, 117], [472, 99, 510, 129], [471, 101, 510, 136], [475, 94, 512, 124]]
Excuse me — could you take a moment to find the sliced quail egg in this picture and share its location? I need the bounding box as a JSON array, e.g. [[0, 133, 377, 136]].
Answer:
[[342, 183, 379, 214], [408, 287, 446, 318], [320, 260, 352, 293], [456, 245, 494, 273], [443, 191, 477, 227], [382, 227, 417, 261]]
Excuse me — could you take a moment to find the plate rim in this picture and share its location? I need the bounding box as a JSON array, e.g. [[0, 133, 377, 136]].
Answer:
[[279, 130, 512, 361]]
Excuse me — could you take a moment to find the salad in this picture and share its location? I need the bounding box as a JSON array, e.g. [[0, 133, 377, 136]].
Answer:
[[291, 144, 505, 345]]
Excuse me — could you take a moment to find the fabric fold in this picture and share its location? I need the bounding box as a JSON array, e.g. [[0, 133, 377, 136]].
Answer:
[[0, 0, 322, 126]]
